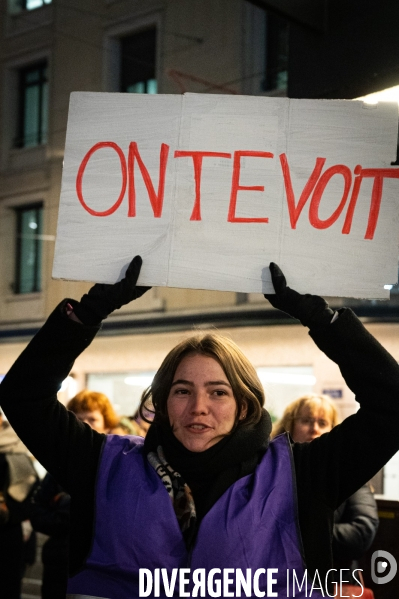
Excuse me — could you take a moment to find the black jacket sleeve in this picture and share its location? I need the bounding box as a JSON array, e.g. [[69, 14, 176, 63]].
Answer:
[[296, 308, 399, 509], [292, 308, 399, 586], [333, 483, 379, 561], [0, 300, 104, 494], [0, 300, 105, 573]]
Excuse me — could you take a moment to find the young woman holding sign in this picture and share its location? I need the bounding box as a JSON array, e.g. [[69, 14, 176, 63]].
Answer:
[[0, 257, 398, 598]]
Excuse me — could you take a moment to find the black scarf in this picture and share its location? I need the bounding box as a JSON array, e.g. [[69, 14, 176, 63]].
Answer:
[[144, 410, 271, 547]]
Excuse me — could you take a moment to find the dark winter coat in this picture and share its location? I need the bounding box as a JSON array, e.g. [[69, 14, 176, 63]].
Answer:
[[0, 421, 38, 599], [333, 483, 379, 562]]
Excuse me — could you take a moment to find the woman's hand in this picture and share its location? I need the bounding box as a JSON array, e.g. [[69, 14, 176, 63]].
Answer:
[[73, 255, 151, 325], [264, 262, 335, 328]]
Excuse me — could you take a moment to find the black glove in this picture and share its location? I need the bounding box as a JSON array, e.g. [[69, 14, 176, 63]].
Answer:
[[264, 262, 334, 328], [73, 256, 151, 325]]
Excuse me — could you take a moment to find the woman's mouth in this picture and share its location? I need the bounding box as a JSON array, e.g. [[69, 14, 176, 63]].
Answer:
[[186, 423, 210, 431]]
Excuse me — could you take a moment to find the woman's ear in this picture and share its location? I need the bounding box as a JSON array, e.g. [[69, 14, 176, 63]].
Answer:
[[239, 402, 248, 420]]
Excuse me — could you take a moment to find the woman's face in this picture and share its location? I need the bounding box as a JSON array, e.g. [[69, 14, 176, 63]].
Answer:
[[291, 405, 333, 443], [167, 353, 244, 452], [75, 409, 108, 433]]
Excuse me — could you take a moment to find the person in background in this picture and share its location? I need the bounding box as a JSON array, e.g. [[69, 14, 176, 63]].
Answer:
[[272, 394, 379, 578], [114, 415, 144, 436], [66, 389, 120, 433], [21, 519, 37, 577], [0, 408, 38, 599], [129, 406, 154, 437], [67, 389, 149, 435], [30, 473, 70, 599]]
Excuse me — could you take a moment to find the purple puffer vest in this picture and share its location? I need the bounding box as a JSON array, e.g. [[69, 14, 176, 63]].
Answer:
[[67, 434, 324, 598]]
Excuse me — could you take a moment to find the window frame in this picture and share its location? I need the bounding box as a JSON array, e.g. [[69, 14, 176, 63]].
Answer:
[[16, 61, 48, 148], [242, 1, 288, 97], [14, 203, 43, 295], [119, 27, 157, 95], [263, 11, 290, 93], [103, 12, 162, 94]]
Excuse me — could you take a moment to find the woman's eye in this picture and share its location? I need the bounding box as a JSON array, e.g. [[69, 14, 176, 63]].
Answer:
[[175, 388, 189, 395], [213, 390, 227, 396]]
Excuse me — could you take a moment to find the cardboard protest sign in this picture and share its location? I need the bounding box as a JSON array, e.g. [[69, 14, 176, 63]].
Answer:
[[53, 92, 399, 298]]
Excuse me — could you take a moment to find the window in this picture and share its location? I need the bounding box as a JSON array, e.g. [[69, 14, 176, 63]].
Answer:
[[384, 451, 399, 499], [16, 62, 48, 148], [87, 372, 156, 416], [15, 204, 43, 294], [256, 366, 315, 422], [120, 28, 157, 94], [264, 12, 289, 92], [242, 3, 288, 96]]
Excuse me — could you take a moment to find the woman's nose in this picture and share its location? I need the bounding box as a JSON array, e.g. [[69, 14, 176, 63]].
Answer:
[[190, 391, 208, 413], [309, 420, 322, 435]]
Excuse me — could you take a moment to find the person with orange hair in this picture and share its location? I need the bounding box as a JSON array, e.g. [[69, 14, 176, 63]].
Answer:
[[67, 390, 120, 434]]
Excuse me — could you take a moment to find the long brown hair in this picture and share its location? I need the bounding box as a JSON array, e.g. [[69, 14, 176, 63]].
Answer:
[[139, 333, 265, 430]]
